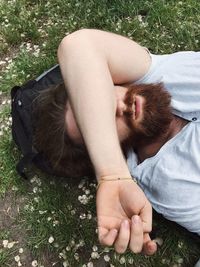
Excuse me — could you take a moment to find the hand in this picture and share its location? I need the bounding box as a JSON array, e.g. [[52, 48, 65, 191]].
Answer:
[[96, 179, 157, 254]]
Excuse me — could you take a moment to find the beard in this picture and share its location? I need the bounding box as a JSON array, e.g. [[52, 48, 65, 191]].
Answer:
[[121, 83, 173, 150]]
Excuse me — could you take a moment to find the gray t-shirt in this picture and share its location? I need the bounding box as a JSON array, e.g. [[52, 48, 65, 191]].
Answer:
[[127, 51, 200, 235]]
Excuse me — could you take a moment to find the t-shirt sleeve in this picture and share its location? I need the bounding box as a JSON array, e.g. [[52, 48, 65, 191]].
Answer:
[[135, 51, 200, 121]]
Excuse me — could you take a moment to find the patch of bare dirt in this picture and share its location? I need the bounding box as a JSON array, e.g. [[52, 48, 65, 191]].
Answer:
[[0, 45, 19, 72], [0, 191, 60, 267], [0, 94, 10, 112], [0, 191, 112, 267], [0, 191, 34, 266]]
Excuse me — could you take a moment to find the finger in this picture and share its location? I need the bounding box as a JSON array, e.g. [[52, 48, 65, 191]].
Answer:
[[129, 215, 143, 253], [140, 202, 152, 233], [98, 228, 118, 246], [142, 233, 157, 255], [114, 220, 130, 254]]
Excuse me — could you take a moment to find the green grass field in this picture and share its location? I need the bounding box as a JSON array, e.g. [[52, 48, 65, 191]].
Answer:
[[0, 0, 200, 266]]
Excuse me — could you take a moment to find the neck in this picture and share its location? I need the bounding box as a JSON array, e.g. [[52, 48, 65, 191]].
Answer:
[[136, 115, 188, 163]]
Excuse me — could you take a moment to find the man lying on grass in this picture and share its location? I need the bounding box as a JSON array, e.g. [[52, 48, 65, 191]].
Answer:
[[33, 29, 200, 260]]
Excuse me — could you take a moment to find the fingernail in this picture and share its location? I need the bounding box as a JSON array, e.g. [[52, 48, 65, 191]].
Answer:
[[132, 215, 140, 224], [148, 243, 156, 251], [122, 220, 129, 228], [112, 229, 118, 235]]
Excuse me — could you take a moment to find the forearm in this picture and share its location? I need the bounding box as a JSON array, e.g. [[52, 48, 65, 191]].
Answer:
[[58, 31, 130, 179], [58, 29, 150, 179]]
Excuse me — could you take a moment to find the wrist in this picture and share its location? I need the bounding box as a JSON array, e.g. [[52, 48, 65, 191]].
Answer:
[[96, 169, 131, 182], [97, 175, 137, 190]]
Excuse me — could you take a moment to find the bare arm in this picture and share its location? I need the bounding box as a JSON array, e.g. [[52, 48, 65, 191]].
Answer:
[[57, 29, 151, 179], [57, 29, 156, 254]]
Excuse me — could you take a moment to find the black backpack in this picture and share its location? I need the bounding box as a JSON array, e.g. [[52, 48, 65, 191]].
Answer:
[[11, 65, 63, 179]]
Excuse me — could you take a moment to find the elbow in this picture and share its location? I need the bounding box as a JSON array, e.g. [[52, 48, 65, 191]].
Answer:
[[57, 29, 97, 60]]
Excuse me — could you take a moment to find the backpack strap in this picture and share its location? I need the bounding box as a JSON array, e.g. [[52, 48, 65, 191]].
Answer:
[[16, 152, 37, 179], [11, 81, 38, 179]]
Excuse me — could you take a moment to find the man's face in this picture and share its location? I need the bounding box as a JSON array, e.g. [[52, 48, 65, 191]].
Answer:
[[65, 83, 172, 147]]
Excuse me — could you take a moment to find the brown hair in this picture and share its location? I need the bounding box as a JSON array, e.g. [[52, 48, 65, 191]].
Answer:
[[32, 83, 95, 178]]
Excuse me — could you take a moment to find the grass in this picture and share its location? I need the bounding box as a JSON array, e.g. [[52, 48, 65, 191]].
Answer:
[[0, 0, 200, 266]]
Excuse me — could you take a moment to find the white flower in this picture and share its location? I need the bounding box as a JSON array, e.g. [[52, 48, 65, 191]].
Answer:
[[53, 220, 59, 226], [128, 257, 134, 264], [91, 252, 99, 259], [33, 187, 38, 193], [11, 186, 18, 191], [92, 245, 98, 251], [48, 236, 54, 243], [119, 256, 126, 264], [87, 213, 92, 220], [19, 248, 24, 253], [87, 262, 93, 267], [78, 180, 85, 188], [74, 253, 79, 261], [34, 197, 39, 203], [85, 189, 90, 195], [32, 260, 38, 266], [65, 246, 71, 251], [8, 241, 17, 248], [30, 176, 37, 183], [30, 206, 35, 212], [71, 210, 76, 215], [78, 240, 85, 247], [59, 252, 67, 259], [70, 239, 75, 246], [177, 258, 184, 264], [2, 240, 8, 247], [80, 213, 86, 219], [39, 210, 47, 215], [63, 261, 69, 267], [178, 241, 184, 248], [18, 261, 22, 267], [78, 194, 89, 205], [14, 255, 20, 262], [104, 255, 110, 262]]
